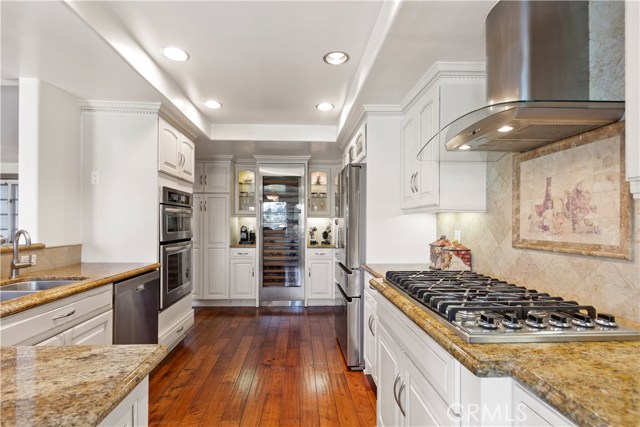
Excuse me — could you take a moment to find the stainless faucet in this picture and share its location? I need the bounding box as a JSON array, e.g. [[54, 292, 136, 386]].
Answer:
[[11, 230, 33, 279]]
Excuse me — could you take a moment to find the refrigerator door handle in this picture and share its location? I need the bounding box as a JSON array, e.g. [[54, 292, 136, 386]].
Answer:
[[335, 282, 353, 303], [337, 262, 352, 275]]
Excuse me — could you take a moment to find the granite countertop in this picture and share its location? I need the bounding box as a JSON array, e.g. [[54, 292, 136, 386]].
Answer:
[[0, 263, 160, 318], [230, 243, 256, 248], [1, 345, 167, 426], [307, 243, 334, 249], [363, 263, 640, 427]]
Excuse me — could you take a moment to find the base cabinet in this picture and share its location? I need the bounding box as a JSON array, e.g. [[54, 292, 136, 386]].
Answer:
[[230, 248, 256, 300], [98, 376, 149, 427], [377, 292, 577, 427], [363, 271, 377, 383], [306, 248, 334, 304], [0, 285, 113, 346]]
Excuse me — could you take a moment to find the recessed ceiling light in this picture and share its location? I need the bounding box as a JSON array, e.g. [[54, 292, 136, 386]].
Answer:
[[316, 103, 334, 111], [458, 144, 472, 151], [323, 51, 350, 65], [162, 46, 190, 62], [204, 100, 222, 109], [498, 125, 514, 133]]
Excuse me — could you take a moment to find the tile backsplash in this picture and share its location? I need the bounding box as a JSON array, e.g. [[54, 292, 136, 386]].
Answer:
[[437, 150, 639, 323], [0, 244, 81, 279]]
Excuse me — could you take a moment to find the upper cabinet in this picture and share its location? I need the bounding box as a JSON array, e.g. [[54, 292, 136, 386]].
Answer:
[[194, 159, 231, 193], [158, 117, 195, 184], [308, 168, 331, 217], [343, 122, 367, 166], [235, 164, 256, 215], [401, 64, 487, 212]]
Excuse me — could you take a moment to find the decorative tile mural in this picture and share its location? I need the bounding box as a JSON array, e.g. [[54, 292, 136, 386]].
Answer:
[[437, 128, 640, 322], [513, 123, 631, 259]]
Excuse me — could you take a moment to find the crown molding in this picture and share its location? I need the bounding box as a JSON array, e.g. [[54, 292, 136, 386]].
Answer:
[[253, 155, 311, 163], [400, 61, 486, 112], [78, 100, 161, 115]]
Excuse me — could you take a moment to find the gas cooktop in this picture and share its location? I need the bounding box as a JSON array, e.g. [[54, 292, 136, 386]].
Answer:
[[384, 270, 640, 344]]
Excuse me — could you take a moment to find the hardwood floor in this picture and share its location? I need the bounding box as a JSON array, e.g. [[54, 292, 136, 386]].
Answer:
[[149, 307, 377, 427]]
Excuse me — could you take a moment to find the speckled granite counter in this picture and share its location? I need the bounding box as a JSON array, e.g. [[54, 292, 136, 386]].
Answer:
[[230, 243, 256, 248], [363, 263, 640, 427], [0, 263, 160, 318], [307, 243, 334, 249], [0, 345, 166, 426]]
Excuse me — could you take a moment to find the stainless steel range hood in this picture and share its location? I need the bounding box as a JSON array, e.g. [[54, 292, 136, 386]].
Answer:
[[421, 0, 625, 156]]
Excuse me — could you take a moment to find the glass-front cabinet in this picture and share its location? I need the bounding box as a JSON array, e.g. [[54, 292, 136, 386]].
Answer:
[[235, 165, 256, 215], [308, 168, 331, 217]]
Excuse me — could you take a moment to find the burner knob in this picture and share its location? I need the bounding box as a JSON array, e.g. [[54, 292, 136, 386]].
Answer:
[[595, 313, 618, 328], [501, 313, 522, 330], [478, 313, 499, 330], [548, 313, 572, 328], [525, 313, 547, 329], [572, 313, 595, 328]]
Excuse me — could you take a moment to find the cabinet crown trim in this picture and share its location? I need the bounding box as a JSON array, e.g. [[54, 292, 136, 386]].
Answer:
[[78, 100, 161, 115], [400, 61, 486, 112]]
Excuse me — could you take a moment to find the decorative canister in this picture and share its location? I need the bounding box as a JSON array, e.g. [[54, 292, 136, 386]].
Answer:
[[438, 240, 472, 271], [429, 235, 451, 269]]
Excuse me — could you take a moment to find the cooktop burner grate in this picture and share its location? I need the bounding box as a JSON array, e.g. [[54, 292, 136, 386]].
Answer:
[[383, 270, 640, 343]]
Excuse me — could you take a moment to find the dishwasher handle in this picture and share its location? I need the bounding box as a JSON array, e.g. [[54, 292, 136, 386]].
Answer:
[[115, 270, 160, 295]]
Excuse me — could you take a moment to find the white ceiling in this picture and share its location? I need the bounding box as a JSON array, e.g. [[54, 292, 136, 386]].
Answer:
[[1, 0, 495, 160]]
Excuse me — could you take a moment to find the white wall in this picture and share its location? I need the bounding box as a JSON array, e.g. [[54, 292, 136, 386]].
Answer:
[[365, 113, 437, 263], [18, 78, 82, 245], [1, 85, 19, 174], [81, 110, 159, 262]]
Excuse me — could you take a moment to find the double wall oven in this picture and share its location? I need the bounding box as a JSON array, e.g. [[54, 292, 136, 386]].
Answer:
[[159, 187, 193, 310]]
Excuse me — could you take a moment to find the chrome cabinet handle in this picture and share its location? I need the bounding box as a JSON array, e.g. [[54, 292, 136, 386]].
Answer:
[[393, 374, 402, 410], [135, 284, 145, 292], [204, 201, 207, 212], [398, 381, 406, 417], [368, 315, 375, 336], [176, 326, 184, 333], [200, 174, 203, 186], [52, 309, 76, 320], [252, 268, 255, 277], [369, 283, 376, 290], [204, 175, 208, 186], [199, 200, 203, 211]]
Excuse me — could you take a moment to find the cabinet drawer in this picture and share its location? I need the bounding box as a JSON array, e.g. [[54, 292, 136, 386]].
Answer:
[[1, 285, 113, 346], [307, 248, 332, 259], [159, 308, 194, 348], [230, 248, 256, 258]]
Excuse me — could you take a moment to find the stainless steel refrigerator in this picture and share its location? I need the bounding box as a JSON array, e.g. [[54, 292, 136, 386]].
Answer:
[[334, 163, 366, 370]]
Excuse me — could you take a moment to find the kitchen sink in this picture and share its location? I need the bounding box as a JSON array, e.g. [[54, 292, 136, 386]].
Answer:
[[0, 279, 85, 303], [1, 279, 84, 291]]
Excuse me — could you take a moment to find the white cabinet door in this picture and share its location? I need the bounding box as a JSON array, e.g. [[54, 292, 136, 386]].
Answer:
[[230, 259, 255, 299], [158, 118, 180, 178], [416, 85, 440, 207], [377, 320, 404, 427], [180, 137, 195, 183], [307, 258, 332, 299], [204, 195, 229, 246], [36, 331, 66, 346], [363, 290, 377, 382], [401, 113, 418, 209], [512, 382, 575, 427], [204, 247, 228, 299], [404, 354, 458, 427], [203, 162, 231, 193], [192, 194, 203, 299], [69, 310, 113, 345]]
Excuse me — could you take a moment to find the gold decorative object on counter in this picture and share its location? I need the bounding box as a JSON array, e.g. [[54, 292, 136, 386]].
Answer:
[[429, 235, 472, 271]]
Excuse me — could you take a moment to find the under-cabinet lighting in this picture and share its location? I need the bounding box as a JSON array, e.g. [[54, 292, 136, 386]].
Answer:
[[498, 125, 514, 133], [458, 144, 472, 151]]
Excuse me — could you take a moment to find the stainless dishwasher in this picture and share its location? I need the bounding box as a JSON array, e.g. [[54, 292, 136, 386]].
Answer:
[[114, 270, 160, 344]]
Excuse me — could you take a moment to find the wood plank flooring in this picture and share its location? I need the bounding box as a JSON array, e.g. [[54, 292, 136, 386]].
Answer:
[[149, 307, 377, 427]]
